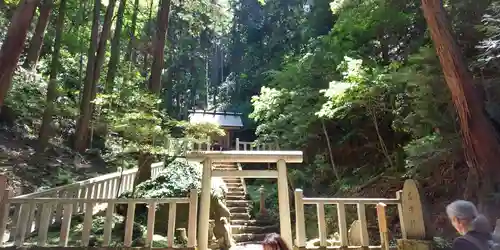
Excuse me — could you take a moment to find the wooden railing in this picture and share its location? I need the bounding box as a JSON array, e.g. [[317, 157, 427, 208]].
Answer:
[[14, 162, 165, 200], [294, 191, 399, 248], [168, 136, 279, 151], [294, 189, 402, 249], [8, 162, 165, 239], [167, 137, 211, 152], [0, 189, 198, 248], [293, 179, 427, 249], [235, 138, 279, 151]]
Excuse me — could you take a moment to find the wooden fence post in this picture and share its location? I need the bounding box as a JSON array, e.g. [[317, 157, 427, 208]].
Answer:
[[198, 158, 212, 250], [376, 203, 389, 250], [277, 159, 293, 248], [188, 188, 198, 247], [294, 189, 306, 248], [0, 175, 10, 246]]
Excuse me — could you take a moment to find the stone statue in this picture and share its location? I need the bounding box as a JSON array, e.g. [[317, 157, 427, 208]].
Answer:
[[216, 217, 235, 250]]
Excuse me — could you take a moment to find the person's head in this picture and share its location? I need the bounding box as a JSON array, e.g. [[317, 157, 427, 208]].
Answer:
[[446, 200, 491, 235], [262, 233, 290, 250]]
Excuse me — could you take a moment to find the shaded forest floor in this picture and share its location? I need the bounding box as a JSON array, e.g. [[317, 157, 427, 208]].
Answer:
[[0, 123, 112, 197]]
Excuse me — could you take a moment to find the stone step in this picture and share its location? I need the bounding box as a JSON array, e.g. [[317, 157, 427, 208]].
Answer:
[[233, 233, 268, 243], [227, 187, 244, 192], [226, 183, 243, 188], [223, 179, 242, 184], [231, 212, 251, 220], [231, 220, 275, 226], [229, 206, 250, 213], [226, 191, 245, 196], [223, 177, 241, 180], [231, 225, 279, 234], [228, 188, 245, 194], [226, 200, 252, 208], [227, 195, 246, 200]]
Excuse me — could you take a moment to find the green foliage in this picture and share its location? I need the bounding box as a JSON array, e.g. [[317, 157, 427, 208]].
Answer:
[[246, 6, 477, 241], [5, 68, 47, 130], [178, 121, 226, 139], [96, 77, 170, 154], [432, 236, 452, 250], [123, 159, 227, 199]]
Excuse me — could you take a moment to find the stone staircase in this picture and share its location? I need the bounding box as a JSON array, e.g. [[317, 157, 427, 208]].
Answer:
[[213, 162, 279, 245]]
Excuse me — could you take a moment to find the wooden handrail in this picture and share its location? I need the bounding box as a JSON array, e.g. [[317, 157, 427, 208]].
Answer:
[[235, 138, 278, 151], [302, 197, 400, 205], [1, 190, 199, 248], [14, 162, 165, 199], [294, 189, 403, 248], [9, 197, 190, 203]]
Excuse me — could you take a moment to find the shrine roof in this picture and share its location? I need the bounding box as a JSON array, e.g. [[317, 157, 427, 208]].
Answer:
[[188, 110, 244, 128]]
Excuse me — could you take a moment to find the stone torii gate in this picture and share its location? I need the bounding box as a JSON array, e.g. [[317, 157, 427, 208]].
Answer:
[[187, 151, 303, 250]]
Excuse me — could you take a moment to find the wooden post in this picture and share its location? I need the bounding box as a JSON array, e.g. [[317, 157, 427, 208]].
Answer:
[[376, 203, 389, 250], [277, 159, 293, 248], [188, 189, 198, 247], [198, 158, 212, 250], [167, 203, 177, 247], [60, 203, 73, 247], [294, 189, 306, 248], [0, 175, 10, 246], [259, 185, 268, 216], [337, 202, 348, 247], [235, 138, 240, 151], [396, 191, 407, 239], [317, 203, 327, 247]]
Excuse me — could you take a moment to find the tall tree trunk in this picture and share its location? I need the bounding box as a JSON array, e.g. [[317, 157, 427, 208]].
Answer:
[[421, 0, 500, 208], [148, 0, 170, 93], [77, 0, 88, 95], [105, 0, 126, 92], [23, 0, 52, 70], [135, 0, 171, 187], [74, 0, 117, 152], [0, 0, 39, 109], [87, 0, 118, 148], [92, 0, 117, 92], [126, 0, 139, 62], [38, 0, 66, 152], [141, 0, 154, 78], [73, 0, 100, 152]]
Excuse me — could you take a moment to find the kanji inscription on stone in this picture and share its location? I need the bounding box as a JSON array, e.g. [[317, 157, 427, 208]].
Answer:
[[401, 179, 426, 240]]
